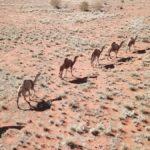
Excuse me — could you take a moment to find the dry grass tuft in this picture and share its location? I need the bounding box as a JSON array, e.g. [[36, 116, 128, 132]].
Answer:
[[93, 0, 103, 11], [80, 1, 89, 11], [66, 141, 83, 149], [50, 0, 61, 9]]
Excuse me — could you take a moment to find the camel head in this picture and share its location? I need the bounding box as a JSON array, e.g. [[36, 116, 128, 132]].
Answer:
[[73, 56, 79, 65], [119, 40, 125, 48], [134, 35, 138, 41], [36, 72, 41, 77], [74, 55, 79, 61], [75, 55, 79, 59], [111, 42, 116, 47], [100, 45, 106, 52], [101, 45, 106, 50], [33, 72, 41, 84]]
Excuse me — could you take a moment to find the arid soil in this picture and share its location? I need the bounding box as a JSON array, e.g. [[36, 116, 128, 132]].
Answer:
[[0, 0, 150, 149]]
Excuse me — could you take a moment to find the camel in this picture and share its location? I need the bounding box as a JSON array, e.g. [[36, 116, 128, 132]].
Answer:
[[59, 56, 79, 78], [17, 73, 41, 109], [91, 45, 105, 66], [127, 35, 138, 51], [107, 41, 124, 59]]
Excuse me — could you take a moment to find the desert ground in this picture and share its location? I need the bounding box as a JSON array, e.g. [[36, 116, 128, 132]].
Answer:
[[0, 0, 150, 149]]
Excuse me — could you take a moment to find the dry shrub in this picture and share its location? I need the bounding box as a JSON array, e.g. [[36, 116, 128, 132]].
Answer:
[[93, 0, 103, 11], [50, 0, 61, 9], [80, 1, 89, 11]]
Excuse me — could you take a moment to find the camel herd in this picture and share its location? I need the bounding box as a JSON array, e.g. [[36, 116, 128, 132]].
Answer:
[[17, 35, 138, 109], [59, 35, 137, 78]]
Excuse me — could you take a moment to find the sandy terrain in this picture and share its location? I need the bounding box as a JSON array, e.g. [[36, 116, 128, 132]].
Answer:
[[0, 0, 150, 149]]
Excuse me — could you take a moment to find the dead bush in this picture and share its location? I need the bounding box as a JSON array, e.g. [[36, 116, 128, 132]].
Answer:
[[66, 141, 83, 149], [50, 0, 61, 9], [80, 1, 89, 11], [93, 0, 103, 11]]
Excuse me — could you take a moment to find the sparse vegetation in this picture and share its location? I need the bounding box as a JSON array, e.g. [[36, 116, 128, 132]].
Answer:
[[135, 95, 145, 101], [50, 0, 61, 9], [80, 1, 89, 11], [93, 0, 103, 11], [0, 0, 149, 149], [124, 104, 134, 111], [70, 123, 89, 134], [90, 128, 99, 136], [141, 108, 150, 115], [129, 84, 139, 92], [145, 134, 150, 141], [69, 102, 80, 111], [66, 141, 83, 149], [145, 126, 150, 132]]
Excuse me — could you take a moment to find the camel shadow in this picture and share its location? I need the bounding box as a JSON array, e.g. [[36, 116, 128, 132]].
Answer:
[[147, 47, 150, 50], [19, 96, 62, 112], [63, 74, 98, 84], [133, 49, 146, 54], [69, 76, 88, 84], [0, 125, 24, 138], [118, 56, 134, 63], [102, 64, 115, 69]]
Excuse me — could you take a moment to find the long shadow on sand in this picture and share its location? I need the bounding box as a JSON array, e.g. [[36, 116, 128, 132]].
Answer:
[[118, 56, 134, 63], [133, 49, 146, 54], [0, 125, 24, 138], [67, 75, 98, 84], [18, 96, 62, 112], [69, 76, 88, 84]]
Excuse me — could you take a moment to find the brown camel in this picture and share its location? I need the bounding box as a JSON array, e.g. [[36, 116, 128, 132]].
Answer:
[[17, 73, 41, 109], [107, 41, 124, 59], [91, 45, 105, 66], [127, 35, 138, 51], [59, 56, 79, 78]]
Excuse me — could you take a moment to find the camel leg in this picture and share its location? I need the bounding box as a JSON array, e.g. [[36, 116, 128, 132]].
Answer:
[[91, 58, 94, 67], [116, 51, 118, 58], [71, 67, 74, 76], [91, 56, 95, 67], [31, 87, 36, 97], [33, 88, 36, 96], [107, 53, 110, 60], [17, 86, 22, 109], [59, 70, 61, 77], [126, 47, 129, 53], [107, 55, 110, 60], [65, 69, 67, 77], [59, 70, 63, 78], [129, 46, 131, 51], [97, 57, 100, 66], [28, 90, 31, 101], [17, 95, 20, 109], [133, 44, 136, 51], [23, 94, 32, 108], [91, 61, 95, 67], [63, 69, 68, 78], [109, 52, 112, 59]]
